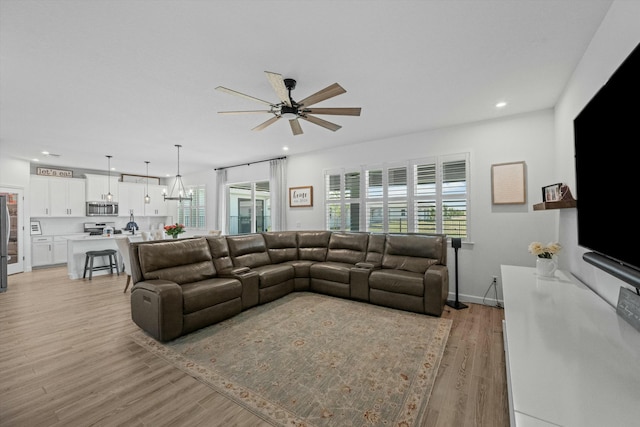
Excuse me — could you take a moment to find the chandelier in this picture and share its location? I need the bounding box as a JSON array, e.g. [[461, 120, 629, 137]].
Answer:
[[164, 144, 192, 202]]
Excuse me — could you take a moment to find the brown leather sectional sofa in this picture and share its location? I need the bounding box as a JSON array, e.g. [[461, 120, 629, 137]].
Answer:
[[129, 231, 449, 342]]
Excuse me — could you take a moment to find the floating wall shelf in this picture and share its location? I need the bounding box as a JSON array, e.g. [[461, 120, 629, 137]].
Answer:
[[533, 200, 577, 210]]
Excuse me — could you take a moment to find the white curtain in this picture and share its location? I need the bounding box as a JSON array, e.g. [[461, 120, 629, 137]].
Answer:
[[269, 158, 287, 231], [216, 168, 227, 233]]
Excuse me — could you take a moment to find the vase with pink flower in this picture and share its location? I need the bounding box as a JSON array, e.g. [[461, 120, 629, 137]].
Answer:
[[164, 223, 185, 239]]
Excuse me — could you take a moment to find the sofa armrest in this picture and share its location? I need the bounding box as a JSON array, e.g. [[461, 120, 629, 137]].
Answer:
[[130, 279, 183, 342], [218, 268, 259, 310], [423, 265, 449, 316], [351, 264, 375, 302], [355, 262, 380, 270]]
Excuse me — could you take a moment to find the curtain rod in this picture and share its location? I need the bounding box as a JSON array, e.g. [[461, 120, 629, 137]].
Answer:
[[213, 156, 287, 171]]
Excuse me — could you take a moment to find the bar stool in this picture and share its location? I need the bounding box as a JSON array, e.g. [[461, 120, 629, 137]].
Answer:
[[83, 249, 119, 280]]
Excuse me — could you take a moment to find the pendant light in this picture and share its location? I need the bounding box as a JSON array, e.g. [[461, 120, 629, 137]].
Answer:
[[164, 144, 192, 202], [106, 155, 113, 202], [144, 161, 151, 204]]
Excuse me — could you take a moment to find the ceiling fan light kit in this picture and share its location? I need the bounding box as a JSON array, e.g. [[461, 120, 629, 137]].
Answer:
[[216, 71, 361, 136]]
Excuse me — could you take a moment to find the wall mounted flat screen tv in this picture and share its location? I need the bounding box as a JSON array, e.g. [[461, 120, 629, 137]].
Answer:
[[574, 42, 640, 287]]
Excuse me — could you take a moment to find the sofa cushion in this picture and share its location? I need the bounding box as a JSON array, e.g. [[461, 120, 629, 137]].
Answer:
[[206, 236, 235, 272], [381, 234, 442, 274], [181, 277, 242, 314], [326, 232, 368, 264], [138, 238, 215, 284], [263, 231, 298, 264], [365, 233, 386, 265], [310, 261, 353, 284], [250, 264, 295, 288], [297, 231, 331, 261], [227, 234, 271, 268], [369, 269, 424, 297]]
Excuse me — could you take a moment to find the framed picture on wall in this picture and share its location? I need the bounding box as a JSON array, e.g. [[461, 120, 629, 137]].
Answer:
[[491, 161, 527, 204], [542, 183, 563, 202], [289, 186, 313, 207]]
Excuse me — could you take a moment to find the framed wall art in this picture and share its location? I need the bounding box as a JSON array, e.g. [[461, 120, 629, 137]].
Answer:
[[289, 186, 313, 207], [542, 183, 563, 202], [491, 161, 527, 205]]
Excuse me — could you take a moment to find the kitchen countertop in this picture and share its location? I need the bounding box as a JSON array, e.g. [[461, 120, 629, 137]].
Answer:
[[63, 233, 149, 241]]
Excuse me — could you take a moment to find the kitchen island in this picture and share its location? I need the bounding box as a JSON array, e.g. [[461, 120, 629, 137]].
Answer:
[[65, 234, 143, 279]]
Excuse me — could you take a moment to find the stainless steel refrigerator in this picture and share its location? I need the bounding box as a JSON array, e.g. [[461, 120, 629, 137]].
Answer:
[[1, 195, 8, 292]]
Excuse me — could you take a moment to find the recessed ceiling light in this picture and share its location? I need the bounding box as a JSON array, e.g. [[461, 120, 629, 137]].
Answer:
[[496, 101, 507, 108], [283, 146, 289, 151], [41, 151, 49, 155], [32, 158, 39, 162]]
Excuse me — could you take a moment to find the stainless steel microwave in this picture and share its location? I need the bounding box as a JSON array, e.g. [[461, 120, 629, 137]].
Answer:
[[86, 202, 119, 216]]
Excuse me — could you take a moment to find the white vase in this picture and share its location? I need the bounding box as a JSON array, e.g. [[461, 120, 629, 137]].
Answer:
[[536, 257, 557, 277]]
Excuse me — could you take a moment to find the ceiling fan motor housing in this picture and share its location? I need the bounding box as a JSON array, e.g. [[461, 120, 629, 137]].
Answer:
[[280, 105, 299, 118], [284, 78, 297, 91]]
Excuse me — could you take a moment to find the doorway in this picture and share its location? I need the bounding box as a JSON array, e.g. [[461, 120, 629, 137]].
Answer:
[[0, 188, 24, 275]]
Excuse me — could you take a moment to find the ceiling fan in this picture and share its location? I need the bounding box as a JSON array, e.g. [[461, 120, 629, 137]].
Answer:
[[216, 71, 361, 136]]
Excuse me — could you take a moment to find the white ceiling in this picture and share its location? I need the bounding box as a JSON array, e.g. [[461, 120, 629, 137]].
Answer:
[[0, 0, 613, 178]]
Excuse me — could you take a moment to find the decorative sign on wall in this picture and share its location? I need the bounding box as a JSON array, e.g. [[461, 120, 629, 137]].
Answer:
[[36, 167, 73, 178], [289, 186, 313, 207], [491, 161, 526, 204]]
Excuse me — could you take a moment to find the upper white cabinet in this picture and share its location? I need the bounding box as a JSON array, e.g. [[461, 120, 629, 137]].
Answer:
[[118, 182, 146, 217], [30, 176, 85, 217], [30, 176, 51, 216], [85, 173, 119, 202], [49, 178, 85, 217], [145, 185, 169, 216]]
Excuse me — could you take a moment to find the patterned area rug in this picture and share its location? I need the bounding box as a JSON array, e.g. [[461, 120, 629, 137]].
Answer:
[[130, 292, 452, 427]]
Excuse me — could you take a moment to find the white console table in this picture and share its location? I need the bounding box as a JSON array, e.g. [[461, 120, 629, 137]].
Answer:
[[501, 265, 640, 427]]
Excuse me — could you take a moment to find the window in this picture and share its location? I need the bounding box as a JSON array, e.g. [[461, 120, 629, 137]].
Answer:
[[324, 153, 469, 239], [177, 185, 206, 228], [227, 181, 271, 235]]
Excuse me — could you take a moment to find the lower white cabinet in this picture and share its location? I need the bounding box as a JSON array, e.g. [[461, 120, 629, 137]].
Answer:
[[32, 236, 69, 266], [501, 265, 640, 426], [32, 236, 53, 266], [53, 237, 68, 264]]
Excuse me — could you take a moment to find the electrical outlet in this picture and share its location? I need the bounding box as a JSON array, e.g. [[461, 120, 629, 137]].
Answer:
[[492, 275, 498, 283]]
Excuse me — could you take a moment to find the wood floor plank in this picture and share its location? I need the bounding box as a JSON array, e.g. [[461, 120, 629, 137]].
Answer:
[[0, 266, 508, 427]]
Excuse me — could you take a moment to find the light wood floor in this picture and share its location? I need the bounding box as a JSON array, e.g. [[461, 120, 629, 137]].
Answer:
[[0, 267, 509, 427]]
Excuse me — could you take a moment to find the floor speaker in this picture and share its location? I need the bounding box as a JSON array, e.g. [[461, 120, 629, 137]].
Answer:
[[446, 238, 468, 310]]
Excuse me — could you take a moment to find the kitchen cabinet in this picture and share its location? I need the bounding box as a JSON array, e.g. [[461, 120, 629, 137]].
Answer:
[[32, 236, 53, 266], [32, 235, 71, 266], [30, 176, 85, 217], [30, 176, 51, 216], [49, 178, 85, 217], [53, 237, 68, 264], [145, 184, 169, 216], [118, 182, 145, 217], [85, 174, 119, 202]]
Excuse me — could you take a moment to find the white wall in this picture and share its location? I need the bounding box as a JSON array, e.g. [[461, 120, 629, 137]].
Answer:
[[556, 0, 640, 306], [287, 109, 557, 304]]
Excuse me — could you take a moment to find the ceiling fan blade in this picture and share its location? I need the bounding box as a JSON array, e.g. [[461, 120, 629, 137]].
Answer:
[[300, 114, 342, 132], [252, 115, 280, 131], [215, 86, 273, 106], [218, 110, 272, 114], [298, 83, 346, 107], [304, 107, 361, 116], [289, 119, 303, 136], [265, 71, 292, 107]]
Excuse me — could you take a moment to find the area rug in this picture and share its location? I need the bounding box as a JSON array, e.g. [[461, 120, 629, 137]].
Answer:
[[130, 292, 452, 427]]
